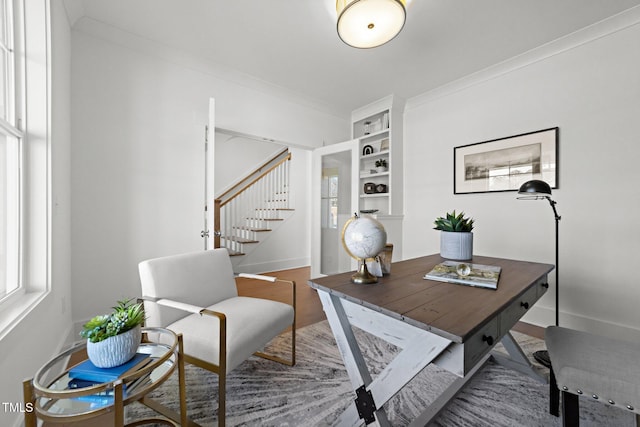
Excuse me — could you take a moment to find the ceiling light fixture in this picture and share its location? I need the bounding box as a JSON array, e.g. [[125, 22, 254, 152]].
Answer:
[[336, 0, 406, 49]]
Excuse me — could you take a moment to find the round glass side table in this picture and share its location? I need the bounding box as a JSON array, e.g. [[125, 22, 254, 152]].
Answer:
[[23, 327, 189, 427]]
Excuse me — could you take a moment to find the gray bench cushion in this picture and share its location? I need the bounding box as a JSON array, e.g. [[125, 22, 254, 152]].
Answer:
[[546, 326, 640, 413]]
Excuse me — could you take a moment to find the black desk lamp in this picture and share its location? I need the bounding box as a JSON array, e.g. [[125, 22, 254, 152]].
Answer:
[[517, 179, 560, 368]]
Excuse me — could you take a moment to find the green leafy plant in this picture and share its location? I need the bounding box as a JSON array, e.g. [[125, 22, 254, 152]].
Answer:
[[434, 210, 474, 232], [375, 158, 387, 168], [80, 299, 145, 343]]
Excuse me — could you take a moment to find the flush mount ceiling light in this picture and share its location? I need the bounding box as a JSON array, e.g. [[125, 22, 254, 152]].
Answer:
[[336, 0, 406, 49]]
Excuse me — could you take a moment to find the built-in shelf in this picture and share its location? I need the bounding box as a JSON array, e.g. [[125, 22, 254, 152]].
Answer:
[[360, 193, 389, 198], [361, 150, 390, 160], [351, 95, 405, 260], [360, 171, 389, 179]]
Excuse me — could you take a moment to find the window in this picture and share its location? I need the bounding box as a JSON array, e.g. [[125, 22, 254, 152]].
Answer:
[[0, 0, 21, 302], [0, 0, 50, 337], [321, 168, 339, 229], [0, 132, 20, 299]]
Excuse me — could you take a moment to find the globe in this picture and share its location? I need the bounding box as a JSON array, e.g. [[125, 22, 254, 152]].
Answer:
[[341, 214, 387, 284]]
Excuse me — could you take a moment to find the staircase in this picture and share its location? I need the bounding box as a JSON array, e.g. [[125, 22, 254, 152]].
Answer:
[[214, 148, 293, 267]]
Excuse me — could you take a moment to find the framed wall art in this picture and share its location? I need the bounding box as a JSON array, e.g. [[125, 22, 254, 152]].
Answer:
[[454, 127, 558, 194]]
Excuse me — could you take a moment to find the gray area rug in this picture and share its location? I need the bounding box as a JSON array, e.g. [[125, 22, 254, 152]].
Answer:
[[126, 321, 633, 426]]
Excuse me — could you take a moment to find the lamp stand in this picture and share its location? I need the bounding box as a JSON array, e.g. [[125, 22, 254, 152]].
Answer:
[[532, 197, 561, 369]]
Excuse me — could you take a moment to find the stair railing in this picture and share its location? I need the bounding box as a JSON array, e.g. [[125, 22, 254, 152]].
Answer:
[[214, 148, 291, 251]]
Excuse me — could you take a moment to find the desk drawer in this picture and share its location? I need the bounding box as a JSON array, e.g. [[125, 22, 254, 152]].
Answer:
[[464, 316, 499, 372], [434, 316, 499, 377], [536, 277, 550, 299], [499, 284, 540, 335]]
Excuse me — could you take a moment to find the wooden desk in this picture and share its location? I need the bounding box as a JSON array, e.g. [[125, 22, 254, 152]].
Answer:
[[308, 254, 554, 426]]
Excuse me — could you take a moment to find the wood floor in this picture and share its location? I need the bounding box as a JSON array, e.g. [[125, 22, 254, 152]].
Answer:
[[236, 266, 545, 340]]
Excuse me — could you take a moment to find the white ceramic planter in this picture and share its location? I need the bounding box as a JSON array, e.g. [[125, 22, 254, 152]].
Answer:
[[440, 231, 473, 261], [87, 325, 141, 368]]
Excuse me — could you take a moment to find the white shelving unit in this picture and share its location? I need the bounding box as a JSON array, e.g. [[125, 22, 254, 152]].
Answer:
[[351, 95, 405, 259], [352, 95, 403, 217]]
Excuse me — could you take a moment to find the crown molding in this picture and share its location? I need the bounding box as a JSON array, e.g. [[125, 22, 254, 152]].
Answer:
[[406, 5, 640, 110], [62, 0, 85, 28]]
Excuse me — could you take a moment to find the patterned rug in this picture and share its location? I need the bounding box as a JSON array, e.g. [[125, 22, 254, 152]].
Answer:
[[126, 321, 633, 426]]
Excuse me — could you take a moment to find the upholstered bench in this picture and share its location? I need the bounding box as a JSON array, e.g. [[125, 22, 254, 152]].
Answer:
[[546, 326, 640, 426]]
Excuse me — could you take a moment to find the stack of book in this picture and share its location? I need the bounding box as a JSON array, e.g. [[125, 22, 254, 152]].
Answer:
[[67, 353, 151, 406], [424, 261, 501, 290]]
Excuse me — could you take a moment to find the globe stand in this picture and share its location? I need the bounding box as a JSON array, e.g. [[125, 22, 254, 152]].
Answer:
[[341, 213, 387, 286], [351, 260, 378, 285]]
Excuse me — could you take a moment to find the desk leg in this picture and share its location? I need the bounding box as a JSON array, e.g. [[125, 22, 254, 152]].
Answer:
[[492, 332, 546, 384], [409, 352, 492, 427], [318, 291, 451, 427], [319, 290, 390, 426]]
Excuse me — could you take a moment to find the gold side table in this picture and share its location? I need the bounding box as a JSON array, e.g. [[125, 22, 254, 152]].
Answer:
[[23, 327, 194, 427]]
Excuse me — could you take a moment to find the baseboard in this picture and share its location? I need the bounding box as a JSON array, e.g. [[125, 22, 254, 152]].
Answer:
[[524, 305, 640, 342]]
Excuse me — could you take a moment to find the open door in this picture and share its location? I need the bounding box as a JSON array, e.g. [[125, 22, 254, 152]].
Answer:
[[311, 140, 358, 278], [204, 98, 216, 249]]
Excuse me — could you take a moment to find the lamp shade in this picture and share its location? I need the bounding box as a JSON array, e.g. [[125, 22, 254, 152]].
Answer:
[[517, 179, 552, 199], [336, 0, 406, 48]]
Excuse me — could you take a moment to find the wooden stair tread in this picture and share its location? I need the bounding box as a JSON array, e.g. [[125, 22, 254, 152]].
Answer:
[[227, 250, 245, 256], [232, 226, 272, 232], [221, 237, 259, 244]]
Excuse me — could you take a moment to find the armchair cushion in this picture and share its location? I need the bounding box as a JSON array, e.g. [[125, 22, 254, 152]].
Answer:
[[168, 296, 294, 373]]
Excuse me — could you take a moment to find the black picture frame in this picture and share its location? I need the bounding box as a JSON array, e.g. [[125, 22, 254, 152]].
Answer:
[[454, 127, 558, 194]]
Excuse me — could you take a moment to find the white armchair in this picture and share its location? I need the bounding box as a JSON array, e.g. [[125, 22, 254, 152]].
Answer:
[[138, 248, 296, 426]]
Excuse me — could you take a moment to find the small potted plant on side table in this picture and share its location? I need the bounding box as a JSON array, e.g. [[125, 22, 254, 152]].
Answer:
[[434, 210, 474, 260], [80, 298, 145, 368]]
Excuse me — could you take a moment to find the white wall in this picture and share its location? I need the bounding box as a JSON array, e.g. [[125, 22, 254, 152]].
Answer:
[[0, 2, 73, 426], [70, 21, 348, 325], [214, 131, 284, 195], [403, 13, 640, 340]]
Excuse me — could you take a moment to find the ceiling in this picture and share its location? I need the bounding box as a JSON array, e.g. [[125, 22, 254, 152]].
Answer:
[[68, 0, 640, 115]]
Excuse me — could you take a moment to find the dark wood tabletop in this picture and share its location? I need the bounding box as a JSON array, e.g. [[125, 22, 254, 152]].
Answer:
[[308, 254, 554, 343]]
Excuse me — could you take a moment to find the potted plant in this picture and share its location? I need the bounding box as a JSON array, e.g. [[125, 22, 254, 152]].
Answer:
[[80, 298, 145, 368], [375, 158, 388, 173], [434, 210, 474, 260]]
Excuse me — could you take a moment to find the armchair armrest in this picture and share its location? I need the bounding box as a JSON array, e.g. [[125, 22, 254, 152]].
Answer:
[[236, 274, 296, 367], [140, 296, 228, 377], [237, 273, 296, 289], [237, 273, 276, 282], [141, 295, 209, 316]]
